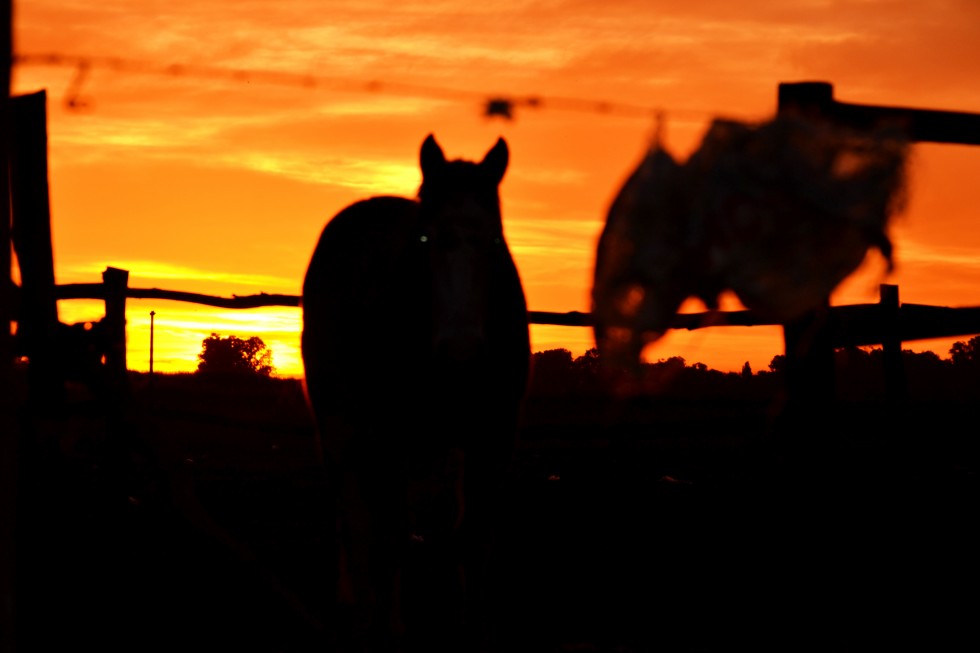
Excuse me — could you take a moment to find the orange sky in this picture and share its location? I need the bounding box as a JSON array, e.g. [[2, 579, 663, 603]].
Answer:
[[10, 0, 980, 377]]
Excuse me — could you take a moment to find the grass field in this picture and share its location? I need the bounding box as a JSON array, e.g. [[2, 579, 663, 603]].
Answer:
[[9, 370, 979, 652]]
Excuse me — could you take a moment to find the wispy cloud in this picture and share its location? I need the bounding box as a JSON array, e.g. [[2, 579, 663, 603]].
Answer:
[[896, 242, 980, 270], [222, 153, 421, 193], [61, 259, 298, 290]]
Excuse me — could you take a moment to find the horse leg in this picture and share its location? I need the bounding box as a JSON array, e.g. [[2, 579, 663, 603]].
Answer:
[[336, 448, 411, 653], [305, 405, 400, 652], [458, 485, 494, 651], [457, 434, 516, 653]]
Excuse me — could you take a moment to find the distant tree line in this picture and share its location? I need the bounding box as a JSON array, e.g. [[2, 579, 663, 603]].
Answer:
[[528, 336, 980, 402], [193, 331, 980, 402]]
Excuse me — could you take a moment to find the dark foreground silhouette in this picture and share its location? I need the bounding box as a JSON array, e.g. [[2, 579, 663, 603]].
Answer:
[[10, 365, 979, 653], [300, 134, 531, 652]]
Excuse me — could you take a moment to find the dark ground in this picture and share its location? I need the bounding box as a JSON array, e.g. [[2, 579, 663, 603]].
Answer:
[[10, 371, 979, 652]]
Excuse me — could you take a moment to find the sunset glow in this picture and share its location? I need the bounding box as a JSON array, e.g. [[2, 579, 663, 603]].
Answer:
[[11, 0, 980, 377]]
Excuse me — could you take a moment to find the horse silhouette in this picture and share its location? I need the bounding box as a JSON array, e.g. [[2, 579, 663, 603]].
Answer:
[[301, 134, 531, 652], [592, 115, 908, 369]]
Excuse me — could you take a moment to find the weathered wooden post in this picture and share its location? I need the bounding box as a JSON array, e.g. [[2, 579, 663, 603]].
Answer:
[[9, 90, 63, 409], [879, 284, 908, 404], [775, 83, 838, 430], [100, 266, 132, 489], [1, 1, 15, 651], [102, 266, 130, 402]]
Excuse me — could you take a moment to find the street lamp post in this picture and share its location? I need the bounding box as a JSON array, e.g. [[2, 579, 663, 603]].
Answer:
[[149, 310, 155, 378]]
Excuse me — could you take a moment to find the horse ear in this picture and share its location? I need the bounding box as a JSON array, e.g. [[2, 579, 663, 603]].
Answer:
[[420, 134, 446, 178], [480, 137, 509, 185]]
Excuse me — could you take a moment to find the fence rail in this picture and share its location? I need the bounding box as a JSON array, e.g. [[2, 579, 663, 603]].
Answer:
[[47, 276, 980, 350]]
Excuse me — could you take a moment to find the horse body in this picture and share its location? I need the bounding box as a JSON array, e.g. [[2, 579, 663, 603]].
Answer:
[[592, 116, 908, 369], [301, 135, 530, 652]]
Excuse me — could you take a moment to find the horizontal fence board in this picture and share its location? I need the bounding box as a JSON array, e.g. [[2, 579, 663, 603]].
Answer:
[[44, 283, 980, 348]]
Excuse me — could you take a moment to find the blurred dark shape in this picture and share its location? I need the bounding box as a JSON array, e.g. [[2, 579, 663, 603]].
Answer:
[[484, 97, 514, 120], [196, 333, 274, 377], [64, 59, 92, 111], [593, 114, 909, 369], [592, 141, 685, 369]]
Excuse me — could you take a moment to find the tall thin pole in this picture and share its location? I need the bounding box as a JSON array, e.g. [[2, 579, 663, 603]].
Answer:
[[149, 310, 155, 377]]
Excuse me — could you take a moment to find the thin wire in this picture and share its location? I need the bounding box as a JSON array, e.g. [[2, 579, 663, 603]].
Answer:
[[14, 52, 716, 122]]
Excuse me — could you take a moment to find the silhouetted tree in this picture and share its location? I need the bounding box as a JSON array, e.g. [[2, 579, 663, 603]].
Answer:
[[532, 348, 574, 371], [950, 336, 980, 368], [573, 347, 603, 374], [571, 347, 610, 394], [768, 354, 786, 374], [197, 333, 274, 377], [529, 348, 575, 395]]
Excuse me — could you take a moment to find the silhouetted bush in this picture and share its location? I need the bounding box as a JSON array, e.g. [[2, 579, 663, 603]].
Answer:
[[196, 333, 275, 377]]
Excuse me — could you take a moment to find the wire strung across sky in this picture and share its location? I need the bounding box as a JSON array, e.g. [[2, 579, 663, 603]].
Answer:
[[14, 51, 716, 122]]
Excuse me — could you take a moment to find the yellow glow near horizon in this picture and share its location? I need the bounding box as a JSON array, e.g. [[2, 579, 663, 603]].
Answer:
[[59, 300, 303, 377], [59, 259, 299, 290]]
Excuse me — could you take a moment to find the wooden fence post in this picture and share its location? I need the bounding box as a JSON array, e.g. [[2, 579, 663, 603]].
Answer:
[[102, 266, 130, 401], [1, 1, 16, 651], [9, 90, 63, 409], [99, 266, 131, 483], [880, 284, 908, 404], [775, 83, 838, 428]]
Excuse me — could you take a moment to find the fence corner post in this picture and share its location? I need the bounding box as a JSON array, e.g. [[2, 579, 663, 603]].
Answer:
[[880, 283, 907, 404], [102, 266, 129, 399]]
